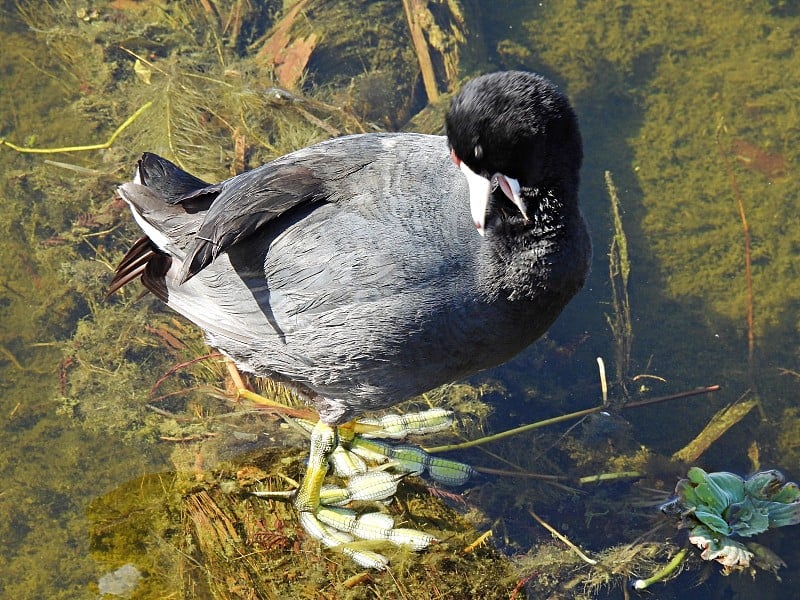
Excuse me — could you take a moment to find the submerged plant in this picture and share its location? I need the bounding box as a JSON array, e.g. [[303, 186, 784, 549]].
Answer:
[[660, 468, 800, 573]]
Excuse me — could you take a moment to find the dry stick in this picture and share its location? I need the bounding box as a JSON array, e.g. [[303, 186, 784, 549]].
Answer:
[[0, 344, 26, 370], [618, 384, 721, 409], [424, 385, 721, 453], [402, 0, 440, 103], [716, 127, 766, 420], [605, 171, 633, 387], [198, 0, 218, 17]]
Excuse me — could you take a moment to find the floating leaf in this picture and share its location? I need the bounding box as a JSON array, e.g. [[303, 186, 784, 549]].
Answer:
[[694, 509, 731, 535], [761, 500, 800, 528], [725, 499, 769, 537], [690, 469, 745, 511], [703, 471, 745, 507], [743, 469, 785, 499], [665, 468, 800, 571]]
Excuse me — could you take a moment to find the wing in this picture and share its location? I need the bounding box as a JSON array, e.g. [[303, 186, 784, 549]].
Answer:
[[178, 135, 382, 282]]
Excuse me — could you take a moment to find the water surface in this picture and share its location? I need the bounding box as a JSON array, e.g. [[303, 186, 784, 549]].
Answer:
[[1, 1, 798, 598]]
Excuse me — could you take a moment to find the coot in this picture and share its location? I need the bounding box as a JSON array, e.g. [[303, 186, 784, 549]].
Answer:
[[111, 70, 590, 565]]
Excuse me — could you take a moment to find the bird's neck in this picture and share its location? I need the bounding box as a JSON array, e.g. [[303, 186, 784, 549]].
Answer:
[[485, 186, 587, 304]]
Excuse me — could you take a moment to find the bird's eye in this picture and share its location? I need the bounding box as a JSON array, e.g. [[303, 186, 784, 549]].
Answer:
[[474, 144, 483, 160]]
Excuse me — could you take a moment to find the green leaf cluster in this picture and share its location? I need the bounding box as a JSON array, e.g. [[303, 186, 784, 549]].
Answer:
[[662, 467, 800, 569]]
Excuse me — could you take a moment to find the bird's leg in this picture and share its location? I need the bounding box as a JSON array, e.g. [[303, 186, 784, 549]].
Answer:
[[224, 357, 248, 394], [294, 420, 338, 512]]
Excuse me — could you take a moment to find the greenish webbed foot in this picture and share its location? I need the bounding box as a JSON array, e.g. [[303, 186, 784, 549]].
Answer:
[[291, 410, 475, 569]]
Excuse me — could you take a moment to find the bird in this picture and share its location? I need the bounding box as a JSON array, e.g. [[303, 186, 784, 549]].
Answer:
[[110, 70, 591, 566]]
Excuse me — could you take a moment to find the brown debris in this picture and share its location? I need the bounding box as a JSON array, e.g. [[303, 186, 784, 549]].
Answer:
[[731, 138, 789, 179], [256, 0, 318, 90], [231, 127, 246, 175], [275, 33, 318, 90]]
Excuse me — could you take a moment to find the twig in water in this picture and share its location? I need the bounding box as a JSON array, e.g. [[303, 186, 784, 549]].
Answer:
[[150, 352, 225, 397], [597, 356, 608, 404], [424, 385, 721, 453], [463, 529, 492, 554], [1, 102, 152, 154], [402, 0, 440, 103], [528, 508, 597, 565]]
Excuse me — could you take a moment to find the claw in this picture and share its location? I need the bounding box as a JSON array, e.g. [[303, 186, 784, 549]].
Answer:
[[319, 471, 405, 506], [317, 507, 437, 550], [330, 444, 368, 477]]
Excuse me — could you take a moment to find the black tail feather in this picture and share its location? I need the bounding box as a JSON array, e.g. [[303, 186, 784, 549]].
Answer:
[[108, 236, 171, 302]]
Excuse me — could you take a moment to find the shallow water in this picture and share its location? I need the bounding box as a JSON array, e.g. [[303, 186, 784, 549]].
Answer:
[[1, 1, 798, 598]]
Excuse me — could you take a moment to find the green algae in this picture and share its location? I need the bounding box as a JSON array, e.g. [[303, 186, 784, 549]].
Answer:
[[521, 0, 800, 348], [493, 5, 800, 515]]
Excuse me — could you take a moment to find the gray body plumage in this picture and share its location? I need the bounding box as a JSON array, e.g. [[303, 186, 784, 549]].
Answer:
[[118, 131, 589, 425]]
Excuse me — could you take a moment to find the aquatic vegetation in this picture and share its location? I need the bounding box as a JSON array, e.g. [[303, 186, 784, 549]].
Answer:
[[511, 534, 687, 599], [603, 171, 632, 391], [661, 468, 800, 573], [1, 1, 508, 595]]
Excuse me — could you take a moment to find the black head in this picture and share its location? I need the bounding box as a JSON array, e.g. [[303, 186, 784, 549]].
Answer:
[[446, 71, 582, 188]]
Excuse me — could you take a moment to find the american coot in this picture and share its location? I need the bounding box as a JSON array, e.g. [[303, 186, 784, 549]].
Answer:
[[110, 70, 590, 567]]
